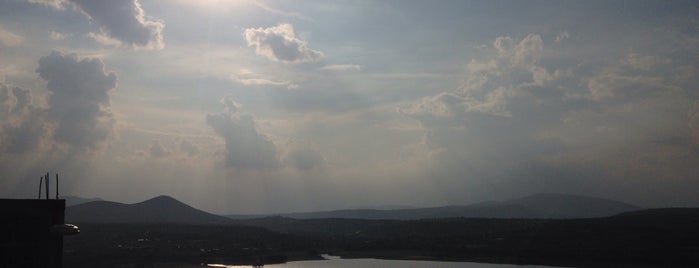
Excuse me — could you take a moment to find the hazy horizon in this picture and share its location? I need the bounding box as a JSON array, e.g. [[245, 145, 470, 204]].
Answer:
[[1, 0, 699, 214]]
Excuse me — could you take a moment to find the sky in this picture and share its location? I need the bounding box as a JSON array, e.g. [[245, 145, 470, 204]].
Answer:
[[1, 0, 698, 214]]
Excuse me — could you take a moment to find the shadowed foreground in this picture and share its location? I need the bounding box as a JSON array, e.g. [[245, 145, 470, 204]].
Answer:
[[64, 208, 699, 267]]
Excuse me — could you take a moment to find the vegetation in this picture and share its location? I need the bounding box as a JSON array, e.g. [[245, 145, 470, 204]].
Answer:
[[64, 208, 699, 267]]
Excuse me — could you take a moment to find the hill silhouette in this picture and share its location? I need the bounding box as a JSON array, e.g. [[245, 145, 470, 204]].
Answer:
[[228, 193, 640, 220], [66, 193, 640, 224], [64, 195, 103, 206], [614, 207, 699, 218], [66, 195, 234, 225]]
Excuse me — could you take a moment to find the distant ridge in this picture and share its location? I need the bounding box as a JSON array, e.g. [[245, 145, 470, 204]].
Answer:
[[63, 196, 103, 207], [497, 193, 640, 218], [66, 195, 234, 225], [614, 207, 699, 218], [227, 193, 641, 220]]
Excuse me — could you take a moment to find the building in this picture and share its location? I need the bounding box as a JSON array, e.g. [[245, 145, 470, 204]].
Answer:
[[0, 199, 77, 268]]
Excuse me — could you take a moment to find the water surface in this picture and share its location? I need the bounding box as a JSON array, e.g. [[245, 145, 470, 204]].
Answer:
[[208, 258, 562, 268]]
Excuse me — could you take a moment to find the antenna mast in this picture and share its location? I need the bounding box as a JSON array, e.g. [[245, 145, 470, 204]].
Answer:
[[45, 172, 49, 200], [38, 176, 43, 199], [55, 173, 59, 200]]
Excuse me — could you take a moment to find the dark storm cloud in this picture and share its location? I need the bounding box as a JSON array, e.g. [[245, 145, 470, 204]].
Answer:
[[244, 24, 323, 64], [36, 50, 117, 151], [206, 97, 280, 169]]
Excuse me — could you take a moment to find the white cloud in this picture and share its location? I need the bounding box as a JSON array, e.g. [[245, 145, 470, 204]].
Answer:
[[2, 50, 119, 154], [49, 30, 66, 40], [555, 30, 570, 43], [149, 140, 171, 158], [0, 83, 45, 153], [25, 0, 63, 9], [244, 24, 323, 64], [206, 96, 280, 169], [70, 0, 164, 49], [36, 50, 118, 151], [86, 32, 122, 47], [0, 26, 23, 46], [400, 31, 699, 205], [236, 78, 299, 89], [27, 0, 164, 49], [418, 34, 546, 117], [232, 69, 299, 89], [320, 64, 362, 71], [252, 0, 312, 21]]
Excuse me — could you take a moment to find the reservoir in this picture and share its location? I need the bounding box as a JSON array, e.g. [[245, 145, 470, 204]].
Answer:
[[208, 258, 562, 268]]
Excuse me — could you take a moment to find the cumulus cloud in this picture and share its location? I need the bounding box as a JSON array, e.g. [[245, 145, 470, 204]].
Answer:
[[206, 97, 280, 169], [404, 34, 549, 118], [244, 24, 323, 64], [26, 0, 164, 49], [0, 83, 45, 153], [36, 50, 117, 151], [400, 33, 699, 201], [69, 0, 164, 49]]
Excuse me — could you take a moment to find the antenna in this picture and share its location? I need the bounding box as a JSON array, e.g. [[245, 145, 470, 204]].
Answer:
[[38, 176, 43, 199], [55, 173, 59, 200], [45, 172, 49, 200]]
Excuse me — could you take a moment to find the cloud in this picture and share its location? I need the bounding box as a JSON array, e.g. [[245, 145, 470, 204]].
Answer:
[[244, 24, 323, 64], [281, 140, 324, 170], [149, 140, 171, 158], [0, 26, 23, 46], [554, 30, 570, 43], [404, 34, 548, 118], [232, 69, 298, 89], [69, 0, 164, 49], [36, 50, 117, 151], [24, 0, 63, 9], [179, 139, 200, 157], [27, 0, 164, 49], [320, 64, 362, 71], [206, 97, 280, 169], [252, 0, 312, 21], [0, 83, 46, 153], [49, 31, 67, 40], [400, 33, 699, 202]]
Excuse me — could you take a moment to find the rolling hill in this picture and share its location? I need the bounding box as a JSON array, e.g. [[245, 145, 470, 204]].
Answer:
[[66, 193, 641, 224], [228, 193, 640, 220], [66, 195, 234, 225]]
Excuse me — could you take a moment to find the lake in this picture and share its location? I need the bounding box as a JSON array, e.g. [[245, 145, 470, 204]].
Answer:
[[207, 258, 563, 268]]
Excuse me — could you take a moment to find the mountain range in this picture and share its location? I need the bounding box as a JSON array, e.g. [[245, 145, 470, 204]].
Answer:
[[66, 193, 641, 224], [228, 193, 640, 220]]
